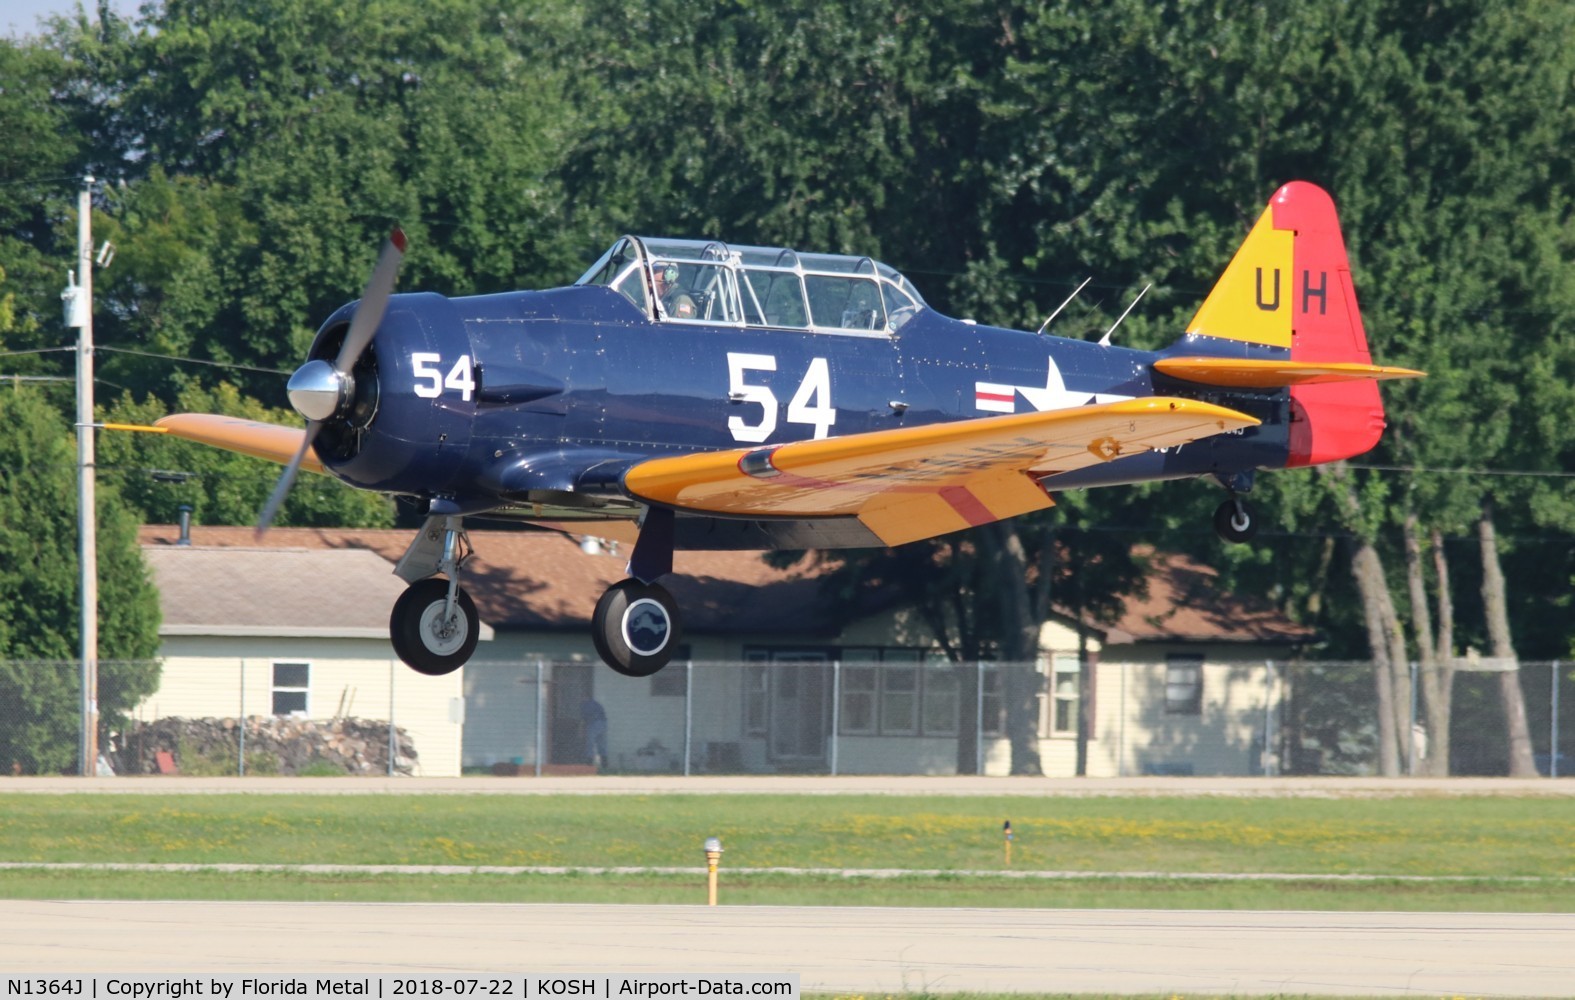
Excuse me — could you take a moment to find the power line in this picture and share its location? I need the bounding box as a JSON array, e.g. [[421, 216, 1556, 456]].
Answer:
[[1349, 463, 1575, 480], [0, 346, 75, 358], [95, 345, 291, 376]]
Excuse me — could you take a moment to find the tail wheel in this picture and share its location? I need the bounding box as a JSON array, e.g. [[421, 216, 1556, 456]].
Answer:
[[1213, 498, 1259, 544], [390, 578, 479, 676], [592, 579, 682, 677]]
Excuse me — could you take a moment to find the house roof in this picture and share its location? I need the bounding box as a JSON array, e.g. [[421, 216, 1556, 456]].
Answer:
[[1090, 550, 1315, 646], [137, 526, 1311, 646], [138, 524, 835, 637], [142, 544, 416, 639]]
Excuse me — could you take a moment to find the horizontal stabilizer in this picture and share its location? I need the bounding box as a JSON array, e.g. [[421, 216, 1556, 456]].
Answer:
[[154, 414, 325, 475], [624, 397, 1258, 547], [1153, 356, 1425, 388]]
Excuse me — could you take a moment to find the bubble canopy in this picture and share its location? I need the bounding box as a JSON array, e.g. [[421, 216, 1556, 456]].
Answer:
[[577, 236, 928, 335]]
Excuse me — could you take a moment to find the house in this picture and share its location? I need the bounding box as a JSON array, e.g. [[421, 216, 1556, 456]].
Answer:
[[137, 524, 1311, 777], [139, 534, 478, 776]]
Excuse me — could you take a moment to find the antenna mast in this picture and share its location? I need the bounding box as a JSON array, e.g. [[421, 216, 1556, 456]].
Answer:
[[1098, 282, 1152, 346], [1036, 276, 1092, 335]]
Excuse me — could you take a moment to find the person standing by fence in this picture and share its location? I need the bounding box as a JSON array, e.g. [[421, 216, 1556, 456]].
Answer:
[[580, 695, 608, 772]]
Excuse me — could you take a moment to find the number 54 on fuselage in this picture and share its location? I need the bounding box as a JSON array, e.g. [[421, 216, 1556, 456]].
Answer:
[[157, 181, 1422, 678]]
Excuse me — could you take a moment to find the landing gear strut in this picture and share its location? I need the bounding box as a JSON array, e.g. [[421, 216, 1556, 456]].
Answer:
[[1213, 496, 1259, 544], [389, 516, 479, 675]]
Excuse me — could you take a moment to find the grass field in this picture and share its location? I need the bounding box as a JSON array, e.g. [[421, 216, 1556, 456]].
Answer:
[[2, 791, 1573, 909]]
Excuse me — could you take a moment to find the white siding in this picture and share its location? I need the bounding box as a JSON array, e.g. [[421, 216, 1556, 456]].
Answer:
[[1090, 650, 1284, 777], [142, 636, 464, 776]]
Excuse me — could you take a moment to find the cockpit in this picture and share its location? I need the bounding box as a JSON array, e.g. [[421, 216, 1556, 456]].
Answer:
[[576, 236, 927, 335]]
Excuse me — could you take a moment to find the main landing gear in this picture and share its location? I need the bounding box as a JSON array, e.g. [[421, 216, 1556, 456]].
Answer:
[[389, 517, 480, 676], [592, 579, 683, 677], [386, 508, 688, 679], [592, 506, 684, 677]]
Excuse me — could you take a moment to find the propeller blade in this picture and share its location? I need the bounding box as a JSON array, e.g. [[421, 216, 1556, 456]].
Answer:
[[333, 227, 407, 374], [254, 421, 323, 539], [255, 229, 405, 538]]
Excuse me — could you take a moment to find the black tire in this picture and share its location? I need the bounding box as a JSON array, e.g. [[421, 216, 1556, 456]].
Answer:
[[1213, 498, 1259, 544], [390, 578, 479, 676], [592, 579, 682, 677]]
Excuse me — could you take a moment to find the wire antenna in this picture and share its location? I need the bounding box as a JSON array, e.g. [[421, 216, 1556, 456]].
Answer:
[[1036, 276, 1092, 335], [1099, 282, 1151, 346]]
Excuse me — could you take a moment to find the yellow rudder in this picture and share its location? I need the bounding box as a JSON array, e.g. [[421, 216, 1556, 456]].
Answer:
[[1185, 205, 1294, 349]]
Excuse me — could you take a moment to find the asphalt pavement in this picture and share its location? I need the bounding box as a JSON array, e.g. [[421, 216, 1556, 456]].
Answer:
[[6, 901, 1575, 996]]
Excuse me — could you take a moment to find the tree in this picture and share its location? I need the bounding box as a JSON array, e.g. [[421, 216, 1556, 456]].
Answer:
[[0, 386, 161, 773], [0, 37, 83, 370], [1478, 497, 1537, 776], [50, 0, 582, 403]]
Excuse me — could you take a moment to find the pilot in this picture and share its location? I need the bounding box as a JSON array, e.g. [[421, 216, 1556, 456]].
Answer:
[[653, 262, 679, 301], [667, 292, 698, 319], [653, 262, 698, 319]]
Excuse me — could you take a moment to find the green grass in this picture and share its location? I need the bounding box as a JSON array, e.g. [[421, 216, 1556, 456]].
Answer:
[[3, 793, 1574, 874], [2, 792, 1573, 909]]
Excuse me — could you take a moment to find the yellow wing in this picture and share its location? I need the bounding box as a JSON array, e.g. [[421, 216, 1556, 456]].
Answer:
[[624, 398, 1259, 546], [154, 414, 325, 475]]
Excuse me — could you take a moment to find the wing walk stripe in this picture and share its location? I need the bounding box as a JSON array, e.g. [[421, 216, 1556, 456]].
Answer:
[[939, 485, 994, 526]]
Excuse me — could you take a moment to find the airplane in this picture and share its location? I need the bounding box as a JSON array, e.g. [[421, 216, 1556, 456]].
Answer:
[[155, 180, 1422, 678]]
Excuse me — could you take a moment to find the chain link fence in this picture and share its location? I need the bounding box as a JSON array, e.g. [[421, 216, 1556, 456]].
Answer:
[[1, 657, 1569, 778]]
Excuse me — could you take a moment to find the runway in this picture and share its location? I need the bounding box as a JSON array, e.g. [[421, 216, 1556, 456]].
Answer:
[[7, 901, 1575, 996]]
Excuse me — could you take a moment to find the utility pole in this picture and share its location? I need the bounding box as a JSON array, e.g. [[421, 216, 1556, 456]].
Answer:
[[69, 175, 98, 777]]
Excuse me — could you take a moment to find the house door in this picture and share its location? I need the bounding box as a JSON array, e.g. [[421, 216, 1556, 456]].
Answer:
[[548, 662, 594, 765], [768, 652, 830, 767]]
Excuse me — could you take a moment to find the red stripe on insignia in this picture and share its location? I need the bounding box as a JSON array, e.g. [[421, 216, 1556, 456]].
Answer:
[[939, 486, 993, 526], [976, 391, 1014, 403]]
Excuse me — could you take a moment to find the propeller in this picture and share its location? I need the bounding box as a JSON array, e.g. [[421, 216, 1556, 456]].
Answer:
[[255, 228, 407, 537]]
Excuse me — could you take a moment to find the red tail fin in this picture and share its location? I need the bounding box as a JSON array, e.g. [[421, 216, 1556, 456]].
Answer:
[[1186, 182, 1389, 465], [1275, 182, 1385, 465]]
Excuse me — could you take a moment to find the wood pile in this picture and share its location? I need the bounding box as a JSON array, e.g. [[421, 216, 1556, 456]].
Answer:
[[115, 716, 418, 776]]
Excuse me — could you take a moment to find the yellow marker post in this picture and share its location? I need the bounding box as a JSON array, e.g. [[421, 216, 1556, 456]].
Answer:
[[704, 836, 723, 906], [1003, 820, 1013, 866]]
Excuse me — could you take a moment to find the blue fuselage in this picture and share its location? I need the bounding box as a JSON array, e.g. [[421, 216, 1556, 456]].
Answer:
[[309, 285, 1292, 548]]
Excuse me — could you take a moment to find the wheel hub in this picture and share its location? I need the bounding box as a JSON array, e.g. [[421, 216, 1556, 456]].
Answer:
[[418, 601, 468, 655], [621, 597, 672, 657]]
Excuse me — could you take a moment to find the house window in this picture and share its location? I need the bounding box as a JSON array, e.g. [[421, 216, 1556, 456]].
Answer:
[[1166, 655, 1204, 715], [837, 649, 957, 736], [272, 661, 309, 717], [1051, 655, 1080, 736], [650, 647, 692, 696], [651, 670, 684, 697], [923, 663, 960, 736], [743, 656, 768, 735], [880, 653, 919, 735], [839, 663, 877, 735]]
